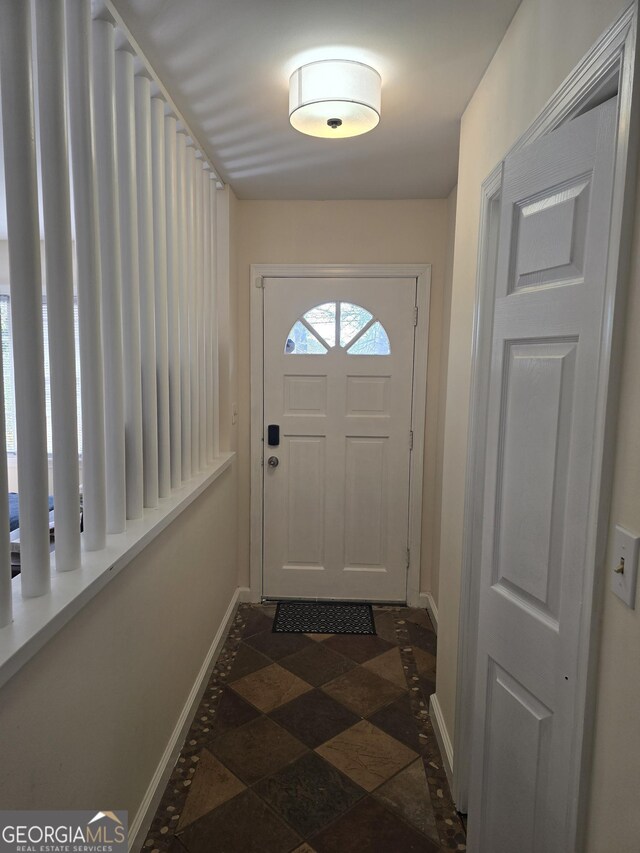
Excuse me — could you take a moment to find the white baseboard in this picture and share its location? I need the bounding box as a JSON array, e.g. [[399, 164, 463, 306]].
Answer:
[[429, 692, 454, 789], [129, 586, 244, 851], [418, 592, 438, 633], [237, 586, 252, 603]]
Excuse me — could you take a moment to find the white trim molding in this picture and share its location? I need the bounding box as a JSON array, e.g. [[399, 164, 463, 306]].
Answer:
[[453, 5, 640, 845], [236, 586, 252, 603], [130, 585, 243, 851], [429, 692, 453, 789], [418, 591, 438, 633], [250, 264, 431, 606], [452, 165, 502, 812]]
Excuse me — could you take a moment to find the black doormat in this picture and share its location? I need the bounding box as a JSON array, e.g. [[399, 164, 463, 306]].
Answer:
[[272, 601, 376, 635]]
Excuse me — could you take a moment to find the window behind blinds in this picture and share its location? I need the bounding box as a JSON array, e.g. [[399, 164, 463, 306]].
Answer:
[[0, 297, 16, 455], [0, 295, 82, 455], [0, 1, 222, 624]]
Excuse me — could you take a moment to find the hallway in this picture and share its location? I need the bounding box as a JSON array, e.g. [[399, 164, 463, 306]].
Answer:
[[144, 605, 466, 852]]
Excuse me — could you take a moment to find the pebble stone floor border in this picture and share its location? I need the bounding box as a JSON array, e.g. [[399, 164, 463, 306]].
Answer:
[[143, 604, 467, 853]]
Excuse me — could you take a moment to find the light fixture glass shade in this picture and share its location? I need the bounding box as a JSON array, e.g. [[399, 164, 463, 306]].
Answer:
[[289, 59, 381, 139]]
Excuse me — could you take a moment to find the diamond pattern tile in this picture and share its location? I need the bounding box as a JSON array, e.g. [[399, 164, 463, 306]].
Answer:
[[230, 662, 313, 713], [203, 687, 260, 742], [321, 633, 394, 663], [227, 642, 272, 682], [315, 720, 417, 791], [279, 641, 356, 687], [362, 646, 408, 689], [144, 605, 466, 853], [374, 759, 439, 841], [177, 749, 245, 830], [244, 628, 315, 660], [310, 796, 441, 853], [368, 692, 424, 753], [241, 608, 275, 638], [373, 610, 400, 643], [322, 665, 404, 717], [209, 715, 307, 785], [269, 688, 360, 749], [177, 788, 301, 853], [254, 751, 364, 837]]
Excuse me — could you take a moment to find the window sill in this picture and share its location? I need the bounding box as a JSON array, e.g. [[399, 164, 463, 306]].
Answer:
[[0, 452, 235, 690]]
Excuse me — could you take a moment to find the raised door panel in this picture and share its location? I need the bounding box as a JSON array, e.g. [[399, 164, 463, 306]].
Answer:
[[284, 436, 325, 568], [345, 375, 390, 417], [480, 661, 553, 853], [510, 178, 590, 292], [283, 375, 327, 416], [495, 341, 577, 620], [344, 437, 388, 570]]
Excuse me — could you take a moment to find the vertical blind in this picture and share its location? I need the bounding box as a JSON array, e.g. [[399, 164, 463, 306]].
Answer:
[[0, 297, 83, 456], [0, 0, 221, 628]]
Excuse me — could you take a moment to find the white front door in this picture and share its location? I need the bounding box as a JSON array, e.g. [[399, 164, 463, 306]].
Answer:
[[262, 276, 416, 602], [468, 99, 617, 851]]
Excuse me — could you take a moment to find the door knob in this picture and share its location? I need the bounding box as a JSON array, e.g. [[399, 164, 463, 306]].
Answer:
[[267, 456, 279, 468]]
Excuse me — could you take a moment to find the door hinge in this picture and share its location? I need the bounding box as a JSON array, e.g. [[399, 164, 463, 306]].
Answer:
[[413, 306, 419, 326], [409, 430, 414, 450], [406, 547, 411, 569], [255, 276, 264, 289]]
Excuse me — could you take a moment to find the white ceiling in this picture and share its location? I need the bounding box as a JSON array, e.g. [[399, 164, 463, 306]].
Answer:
[[110, 0, 522, 200]]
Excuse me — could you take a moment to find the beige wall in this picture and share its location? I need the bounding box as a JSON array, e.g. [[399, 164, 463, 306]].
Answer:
[[0, 463, 238, 822], [235, 199, 451, 596], [434, 0, 639, 848]]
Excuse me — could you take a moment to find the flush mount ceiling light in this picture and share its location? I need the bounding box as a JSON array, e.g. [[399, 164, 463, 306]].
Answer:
[[289, 59, 381, 139]]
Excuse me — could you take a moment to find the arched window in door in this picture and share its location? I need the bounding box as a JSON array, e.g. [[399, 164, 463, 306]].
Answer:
[[284, 301, 390, 355]]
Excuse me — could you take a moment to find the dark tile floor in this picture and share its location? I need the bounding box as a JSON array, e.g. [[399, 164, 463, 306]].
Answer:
[[143, 604, 466, 853]]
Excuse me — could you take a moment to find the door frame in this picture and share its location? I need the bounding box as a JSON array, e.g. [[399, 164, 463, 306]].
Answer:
[[249, 263, 431, 605], [452, 4, 639, 847]]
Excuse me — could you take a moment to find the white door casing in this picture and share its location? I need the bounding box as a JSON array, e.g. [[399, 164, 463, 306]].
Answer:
[[467, 99, 617, 852], [259, 273, 422, 602], [250, 265, 431, 606]]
